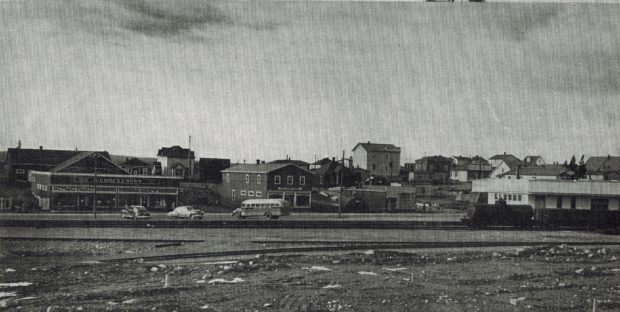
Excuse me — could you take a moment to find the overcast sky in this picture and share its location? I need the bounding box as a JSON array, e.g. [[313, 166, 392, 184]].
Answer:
[[1, 1, 619, 164]]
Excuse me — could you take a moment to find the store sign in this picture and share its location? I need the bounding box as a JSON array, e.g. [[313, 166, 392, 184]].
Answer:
[[52, 186, 94, 193], [276, 187, 303, 191]]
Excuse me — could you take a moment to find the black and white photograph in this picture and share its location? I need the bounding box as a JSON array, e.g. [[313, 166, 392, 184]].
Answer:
[[1, 0, 620, 311]]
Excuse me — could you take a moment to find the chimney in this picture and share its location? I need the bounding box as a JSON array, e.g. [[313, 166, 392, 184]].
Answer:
[[332, 157, 336, 162], [256, 159, 260, 165], [261, 160, 266, 164], [39, 146, 43, 150], [516, 164, 521, 179], [349, 156, 353, 168], [367, 141, 370, 144], [504, 151, 506, 156]]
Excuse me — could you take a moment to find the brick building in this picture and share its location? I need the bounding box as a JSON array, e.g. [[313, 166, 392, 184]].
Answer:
[[220, 162, 313, 208]]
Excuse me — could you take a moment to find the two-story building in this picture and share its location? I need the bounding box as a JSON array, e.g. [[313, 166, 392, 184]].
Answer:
[[489, 153, 521, 169], [523, 156, 545, 167], [119, 157, 153, 175], [351, 142, 401, 177], [29, 151, 182, 211], [586, 156, 620, 181], [413, 155, 452, 184], [450, 156, 492, 182], [156, 146, 195, 178], [4, 146, 108, 184], [220, 162, 314, 209]]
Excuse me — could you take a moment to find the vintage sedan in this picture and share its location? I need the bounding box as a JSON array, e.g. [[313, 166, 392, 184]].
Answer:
[[167, 206, 205, 219], [121, 205, 151, 219]]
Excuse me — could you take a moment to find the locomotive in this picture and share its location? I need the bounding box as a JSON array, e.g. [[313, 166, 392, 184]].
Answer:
[[462, 199, 534, 228]]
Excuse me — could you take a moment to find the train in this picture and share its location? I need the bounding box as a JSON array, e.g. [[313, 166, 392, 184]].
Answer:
[[463, 199, 620, 229]]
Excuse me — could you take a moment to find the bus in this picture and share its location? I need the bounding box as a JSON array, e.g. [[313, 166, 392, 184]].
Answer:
[[232, 199, 291, 219]]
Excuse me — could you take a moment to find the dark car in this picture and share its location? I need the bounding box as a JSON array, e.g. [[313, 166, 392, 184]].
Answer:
[[121, 205, 151, 219]]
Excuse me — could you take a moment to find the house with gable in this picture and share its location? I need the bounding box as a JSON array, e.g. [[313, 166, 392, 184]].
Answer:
[[489, 153, 521, 169], [157, 145, 195, 178], [585, 156, 620, 181]]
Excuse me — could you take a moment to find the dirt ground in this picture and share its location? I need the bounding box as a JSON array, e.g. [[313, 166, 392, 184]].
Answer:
[[1, 238, 619, 311]]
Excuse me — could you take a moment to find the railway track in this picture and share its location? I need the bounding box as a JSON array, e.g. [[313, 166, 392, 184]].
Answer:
[[0, 219, 598, 231], [101, 241, 620, 263]]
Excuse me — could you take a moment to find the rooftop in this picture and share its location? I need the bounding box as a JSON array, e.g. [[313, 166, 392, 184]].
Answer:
[[352, 142, 401, 153]]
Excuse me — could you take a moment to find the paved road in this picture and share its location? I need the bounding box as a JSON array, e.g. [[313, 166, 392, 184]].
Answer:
[[0, 212, 464, 222]]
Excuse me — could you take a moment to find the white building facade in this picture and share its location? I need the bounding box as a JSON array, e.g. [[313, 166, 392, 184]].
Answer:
[[473, 178, 620, 211]]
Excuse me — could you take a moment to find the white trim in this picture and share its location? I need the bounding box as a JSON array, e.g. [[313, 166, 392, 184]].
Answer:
[[29, 170, 183, 180]]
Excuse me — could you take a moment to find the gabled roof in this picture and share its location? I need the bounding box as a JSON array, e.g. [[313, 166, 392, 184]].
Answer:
[[471, 156, 490, 165], [352, 142, 401, 153], [50, 151, 127, 174], [269, 159, 310, 167], [586, 156, 620, 174], [222, 163, 312, 174], [489, 154, 521, 162], [157, 146, 194, 159], [120, 157, 151, 167], [499, 164, 574, 177], [524, 156, 544, 164], [311, 157, 333, 166]]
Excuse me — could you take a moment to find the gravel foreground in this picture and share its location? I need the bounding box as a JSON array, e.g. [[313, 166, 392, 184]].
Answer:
[[1, 240, 619, 311]]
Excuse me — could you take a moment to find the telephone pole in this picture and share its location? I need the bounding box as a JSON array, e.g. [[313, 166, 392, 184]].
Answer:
[[338, 150, 345, 218]]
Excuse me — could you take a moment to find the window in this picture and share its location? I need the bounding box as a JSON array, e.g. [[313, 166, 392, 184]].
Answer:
[[256, 191, 262, 198], [240, 190, 246, 196], [248, 191, 254, 196], [232, 190, 235, 201], [257, 175, 261, 184], [385, 154, 388, 159], [570, 197, 576, 209], [226, 173, 230, 183], [494, 193, 498, 200], [518, 194, 522, 201], [508, 194, 512, 200], [274, 175, 281, 185], [142, 168, 149, 175], [372, 164, 376, 170], [591, 198, 609, 211], [300, 176, 305, 185], [556, 196, 563, 209], [287, 176, 294, 185], [15, 169, 25, 174], [245, 174, 249, 183]]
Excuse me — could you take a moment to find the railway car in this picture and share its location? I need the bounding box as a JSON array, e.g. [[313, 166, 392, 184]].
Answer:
[[462, 200, 533, 228], [535, 209, 620, 229]]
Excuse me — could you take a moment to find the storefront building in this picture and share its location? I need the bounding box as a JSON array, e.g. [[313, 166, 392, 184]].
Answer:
[[28, 151, 182, 212], [220, 162, 313, 209]]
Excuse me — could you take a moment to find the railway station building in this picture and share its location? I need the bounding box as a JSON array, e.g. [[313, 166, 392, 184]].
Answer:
[[473, 178, 620, 211], [220, 162, 313, 209], [29, 151, 183, 212]]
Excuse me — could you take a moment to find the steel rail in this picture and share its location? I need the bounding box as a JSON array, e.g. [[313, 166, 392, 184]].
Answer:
[[101, 241, 620, 262]]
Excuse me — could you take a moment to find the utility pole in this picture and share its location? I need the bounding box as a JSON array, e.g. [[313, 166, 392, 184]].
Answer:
[[338, 150, 344, 218], [188, 135, 192, 181]]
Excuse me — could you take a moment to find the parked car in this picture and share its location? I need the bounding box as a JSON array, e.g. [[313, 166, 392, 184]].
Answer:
[[167, 206, 204, 219], [121, 205, 150, 219], [232, 199, 291, 220]]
